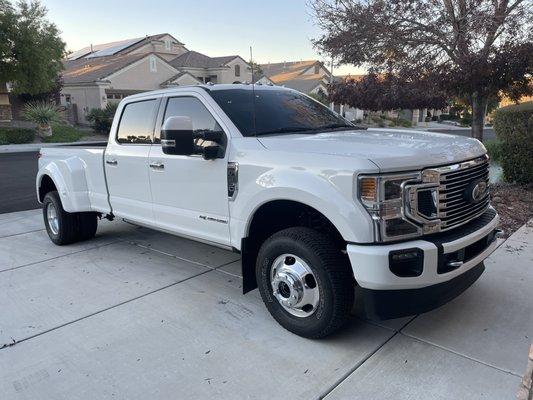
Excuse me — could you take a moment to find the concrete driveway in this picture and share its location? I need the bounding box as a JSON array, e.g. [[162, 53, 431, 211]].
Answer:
[[0, 209, 531, 399]]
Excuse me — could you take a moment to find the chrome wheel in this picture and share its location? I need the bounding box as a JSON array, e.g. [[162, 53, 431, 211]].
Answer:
[[270, 254, 320, 318], [46, 202, 59, 235]]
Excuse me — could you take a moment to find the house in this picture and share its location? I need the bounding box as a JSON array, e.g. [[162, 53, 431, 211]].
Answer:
[[260, 60, 331, 96], [61, 33, 252, 124]]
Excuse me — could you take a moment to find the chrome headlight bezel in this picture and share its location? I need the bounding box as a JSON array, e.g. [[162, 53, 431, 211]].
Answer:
[[356, 172, 422, 242]]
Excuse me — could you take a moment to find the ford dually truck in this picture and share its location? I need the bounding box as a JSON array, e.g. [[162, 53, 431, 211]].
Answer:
[[37, 85, 502, 338]]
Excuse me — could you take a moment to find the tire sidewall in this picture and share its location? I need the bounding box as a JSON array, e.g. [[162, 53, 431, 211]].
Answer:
[[256, 233, 337, 336], [43, 192, 62, 244]]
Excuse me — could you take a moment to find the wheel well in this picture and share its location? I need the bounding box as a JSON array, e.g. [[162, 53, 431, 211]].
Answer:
[[38, 175, 57, 202], [241, 200, 346, 293]]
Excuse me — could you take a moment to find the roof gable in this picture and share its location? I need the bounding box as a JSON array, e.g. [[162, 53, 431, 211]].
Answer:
[[62, 53, 175, 84], [169, 51, 243, 69]]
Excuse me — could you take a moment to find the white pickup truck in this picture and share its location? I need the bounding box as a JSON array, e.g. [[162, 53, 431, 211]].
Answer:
[[37, 85, 502, 338]]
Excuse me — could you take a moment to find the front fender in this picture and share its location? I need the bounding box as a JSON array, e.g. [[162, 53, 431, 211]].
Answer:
[[229, 165, 374, 248], [36, 158, 92, 213]]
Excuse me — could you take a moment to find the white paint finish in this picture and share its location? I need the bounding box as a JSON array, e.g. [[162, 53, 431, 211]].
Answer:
[[402, 234, 533, 375], [0, 271, 393, 400], [0, 219, 133, 272], [347, 234, 501, 290], [0, 209, 42, 238], [37, 85, 497, 294], [0, 240, 209, 345], [148, 94, 231, 245], [122, 226, 240, 268], [104, 144, 153, 223], [258, 128, 486, 172], [325, 334, 521, 400], [37, 147, 109, 213]]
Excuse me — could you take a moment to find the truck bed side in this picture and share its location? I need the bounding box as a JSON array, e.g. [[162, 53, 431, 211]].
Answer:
[[37, 146, 111, 214]]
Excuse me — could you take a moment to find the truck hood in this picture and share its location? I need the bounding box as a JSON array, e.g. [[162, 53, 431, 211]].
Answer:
[[257, 128, 486, 171]]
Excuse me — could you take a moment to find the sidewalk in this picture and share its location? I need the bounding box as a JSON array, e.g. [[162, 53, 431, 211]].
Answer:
[[0, 210, 531, 399]]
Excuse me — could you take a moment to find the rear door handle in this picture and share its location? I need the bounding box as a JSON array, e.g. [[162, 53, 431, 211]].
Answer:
[[149, 162, 165, 170], [106, 159, 118, 166]]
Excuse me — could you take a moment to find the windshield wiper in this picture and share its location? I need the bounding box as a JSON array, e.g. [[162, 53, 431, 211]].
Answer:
[[314, 123, 354, 130], [255, 127, 316, 136]]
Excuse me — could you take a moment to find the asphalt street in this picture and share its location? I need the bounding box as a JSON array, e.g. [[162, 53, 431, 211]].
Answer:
[[0, 127, 496, 215]]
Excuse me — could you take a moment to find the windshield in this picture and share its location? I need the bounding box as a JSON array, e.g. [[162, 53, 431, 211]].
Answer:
[[209, 88, 353, 137]]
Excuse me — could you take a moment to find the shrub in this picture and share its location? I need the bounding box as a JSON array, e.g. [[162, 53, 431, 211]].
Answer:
[[43, 124, 85, 143], [22, 101, 62, 137], [484, 139, 504, 163], [439, 114, 458, 121], [397, 118, 412, 128], [0, 128, 36, 144], [493, 101, 533, 184], [87, 102, 118, 134]]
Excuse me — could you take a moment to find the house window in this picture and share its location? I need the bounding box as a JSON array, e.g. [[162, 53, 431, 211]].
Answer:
[[235, 64, 240, 77], [150, 56, 157, 72], [314, 64, 320, 74], [164, 39, 171, 51]]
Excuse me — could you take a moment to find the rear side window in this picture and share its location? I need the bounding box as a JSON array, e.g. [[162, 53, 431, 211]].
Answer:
[[116, 99, 158, 144]]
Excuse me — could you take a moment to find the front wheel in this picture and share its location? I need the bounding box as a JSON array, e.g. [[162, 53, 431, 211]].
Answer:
[[256, 227, 354, 338]]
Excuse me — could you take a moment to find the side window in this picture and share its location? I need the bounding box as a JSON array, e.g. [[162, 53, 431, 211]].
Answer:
[[235, 64, 240, 77], [116, 99, 158, 144], [158, 97, 223, 148]]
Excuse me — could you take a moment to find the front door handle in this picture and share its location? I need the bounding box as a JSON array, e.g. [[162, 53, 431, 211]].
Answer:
[[106, 159, 118, 166], [149, 162, 165, 170]]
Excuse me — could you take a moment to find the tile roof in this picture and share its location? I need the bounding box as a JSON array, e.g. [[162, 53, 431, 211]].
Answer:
[[168, 51, 239, 69], [260, 60, 319, 83], [62, 53, 151, 84]]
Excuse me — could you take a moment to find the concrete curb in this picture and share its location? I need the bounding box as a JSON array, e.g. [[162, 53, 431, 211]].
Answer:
[[0, 141, 107, 154], [518, 344, 533, 400]]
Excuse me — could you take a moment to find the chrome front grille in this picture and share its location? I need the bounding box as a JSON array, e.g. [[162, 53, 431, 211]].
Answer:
[[405, 155, 490, 234], [437, 156, 490, 230]]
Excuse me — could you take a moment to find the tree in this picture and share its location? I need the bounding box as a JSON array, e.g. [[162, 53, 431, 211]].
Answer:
[[311, 0, 533, 140], [0, 0, 65, 96], [328, 71, 449, 112]]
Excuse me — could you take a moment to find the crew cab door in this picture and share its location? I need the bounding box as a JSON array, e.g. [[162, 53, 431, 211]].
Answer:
[[148, 94, 231, 246], [105, 98, 160, 225]]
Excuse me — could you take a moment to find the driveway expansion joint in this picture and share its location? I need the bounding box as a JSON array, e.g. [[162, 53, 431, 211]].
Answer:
[[400, 332, 522, 378], [0, 268, 215, 351]]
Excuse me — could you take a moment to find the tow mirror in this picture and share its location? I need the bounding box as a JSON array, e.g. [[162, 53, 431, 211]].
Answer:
[[161, 116, 194, 156], [160, 116, 225, 160]]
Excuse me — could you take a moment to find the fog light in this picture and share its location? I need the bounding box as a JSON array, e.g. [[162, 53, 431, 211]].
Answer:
[[389, 248, 424, 277]]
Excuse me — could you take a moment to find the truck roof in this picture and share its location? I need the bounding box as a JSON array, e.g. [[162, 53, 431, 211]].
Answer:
[[123, 83, 293, 101]]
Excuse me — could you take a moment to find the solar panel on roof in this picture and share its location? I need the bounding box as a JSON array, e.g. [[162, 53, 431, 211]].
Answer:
[[85, 38, 143, 58]]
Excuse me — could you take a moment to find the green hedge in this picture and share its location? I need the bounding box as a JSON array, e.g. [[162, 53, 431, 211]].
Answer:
[[0, 128, 36, 144], [493, 102, 533, 184]]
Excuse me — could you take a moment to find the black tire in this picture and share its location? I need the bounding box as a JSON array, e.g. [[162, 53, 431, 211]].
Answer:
[[42, 191, 79, 245], [77, 212, 98, 241], [256, 227, 354, 339]]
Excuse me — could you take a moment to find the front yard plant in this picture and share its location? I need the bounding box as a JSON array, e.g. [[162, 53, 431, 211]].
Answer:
[[87, 103, 118, 134], [493, 102, 533, 184], [0, 127, 35, 144], [22, 101, 62, 138]]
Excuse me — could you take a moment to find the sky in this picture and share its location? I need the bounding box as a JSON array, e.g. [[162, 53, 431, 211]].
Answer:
[[39, 0, 365, 76]]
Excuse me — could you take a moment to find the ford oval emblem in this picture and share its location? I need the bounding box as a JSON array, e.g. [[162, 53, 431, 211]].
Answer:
[[465, 180, 488, 204]]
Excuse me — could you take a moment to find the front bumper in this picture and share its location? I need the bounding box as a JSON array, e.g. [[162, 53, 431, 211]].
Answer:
[[347, 209, 503, 318]]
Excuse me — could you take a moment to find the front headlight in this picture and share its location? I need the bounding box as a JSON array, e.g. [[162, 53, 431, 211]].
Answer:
[[358, 173, 421, 241]]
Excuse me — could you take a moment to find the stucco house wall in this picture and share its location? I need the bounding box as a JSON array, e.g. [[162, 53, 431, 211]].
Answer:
[[218, 57, 252, 83], [129, 34, 188, 60], [107, 56, 178, 91], [60, 84, 107, 124]]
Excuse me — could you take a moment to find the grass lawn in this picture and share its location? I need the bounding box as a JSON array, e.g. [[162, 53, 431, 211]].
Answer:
[[43, 124, 86, 143]]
